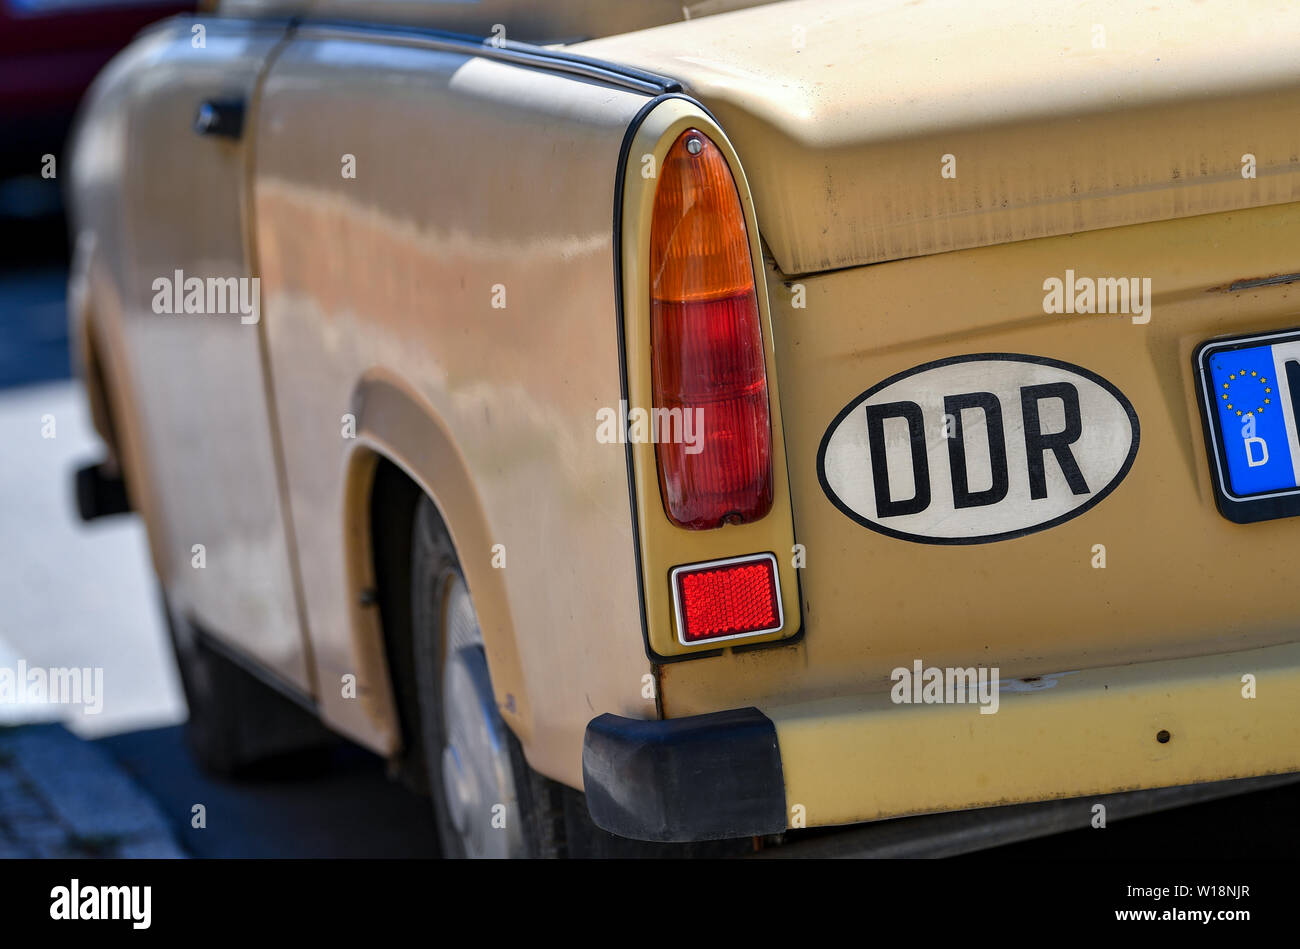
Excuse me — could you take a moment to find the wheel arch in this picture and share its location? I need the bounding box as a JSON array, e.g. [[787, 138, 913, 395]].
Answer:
[[335, 370, 534, 763]]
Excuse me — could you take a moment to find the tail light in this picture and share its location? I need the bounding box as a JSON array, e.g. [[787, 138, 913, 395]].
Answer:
[[671, 553, 783, 644], [649, 129, 773, 530]]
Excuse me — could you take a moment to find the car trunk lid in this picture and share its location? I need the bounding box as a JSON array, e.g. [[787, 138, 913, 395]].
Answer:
[[576, 0, 1300, 276]]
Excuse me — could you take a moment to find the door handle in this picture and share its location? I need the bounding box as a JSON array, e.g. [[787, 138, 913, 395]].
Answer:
[[193, 98, 245, 139]]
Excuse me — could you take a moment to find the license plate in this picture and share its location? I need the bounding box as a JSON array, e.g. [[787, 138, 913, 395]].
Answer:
[[1195, 328, 1300, 523]]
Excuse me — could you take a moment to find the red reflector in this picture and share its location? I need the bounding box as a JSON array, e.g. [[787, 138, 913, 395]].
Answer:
[[672, 553, 783, 645]]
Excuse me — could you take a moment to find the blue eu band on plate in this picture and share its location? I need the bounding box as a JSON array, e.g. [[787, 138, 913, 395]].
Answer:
[[1196, 329, 1300, 523], [1206, 344, 1295, 496], [1204, 337, 1300, 498]]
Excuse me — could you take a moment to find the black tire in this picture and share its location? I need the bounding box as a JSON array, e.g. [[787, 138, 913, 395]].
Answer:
[[162, 595, 334, 777], [407, 496, 755, 859], [410, 496, 567, 858]]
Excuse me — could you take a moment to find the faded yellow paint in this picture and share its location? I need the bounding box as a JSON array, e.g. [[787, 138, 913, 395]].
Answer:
[[250, 33, 659, 782], [68, 19, 311, 690], [770, 642, 1300, 827], [660, 202, 1300, 714], [655, 200, 1300, 825], [578, 0, 1300, 274]]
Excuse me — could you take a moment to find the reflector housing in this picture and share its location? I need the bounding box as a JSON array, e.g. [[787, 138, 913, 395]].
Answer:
[[671, 553, 783, 645], [649, 129, 773, 530]]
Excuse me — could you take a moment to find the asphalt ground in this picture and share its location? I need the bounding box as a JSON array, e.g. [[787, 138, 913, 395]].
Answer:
[[98, 726, 440, 858]]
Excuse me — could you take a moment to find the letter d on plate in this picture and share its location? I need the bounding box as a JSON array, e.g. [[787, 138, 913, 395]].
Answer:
[[817, 354, 1139, 544]]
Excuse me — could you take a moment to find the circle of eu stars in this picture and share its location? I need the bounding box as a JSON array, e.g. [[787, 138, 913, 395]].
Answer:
[[1221, 369, 1272, 416]]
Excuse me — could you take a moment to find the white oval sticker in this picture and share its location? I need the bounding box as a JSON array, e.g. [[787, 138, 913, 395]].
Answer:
[[817, 354, 1139, 544]]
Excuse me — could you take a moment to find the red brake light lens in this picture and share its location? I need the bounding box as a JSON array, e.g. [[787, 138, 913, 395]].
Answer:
[[649, 129, 773, 530], [672, 553, 783, 644]]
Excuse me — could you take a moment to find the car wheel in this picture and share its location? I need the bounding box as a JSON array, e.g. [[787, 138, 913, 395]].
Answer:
[[410, 497, 566, 858]]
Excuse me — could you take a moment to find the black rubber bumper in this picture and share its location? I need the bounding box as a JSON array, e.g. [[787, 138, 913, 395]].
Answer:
[[582, 707, 787, 842]]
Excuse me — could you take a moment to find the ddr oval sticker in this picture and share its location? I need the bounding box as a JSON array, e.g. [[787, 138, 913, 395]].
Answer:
[[817, 354, 1139, 544]]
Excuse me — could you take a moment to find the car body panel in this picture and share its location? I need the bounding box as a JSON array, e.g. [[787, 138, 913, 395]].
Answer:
[[657, 200, 1300, 734], [251, 29, 657, 776], [67, 17, 312, 690], [770, 640, 1300, 827], [576, 0, 1300, 274]]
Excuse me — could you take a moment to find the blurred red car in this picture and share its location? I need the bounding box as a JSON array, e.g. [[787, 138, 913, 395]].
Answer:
[[1, 0, 195, 179]]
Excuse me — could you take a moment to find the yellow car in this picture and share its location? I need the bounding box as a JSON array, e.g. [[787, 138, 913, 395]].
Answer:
[[67, 0, 1300, 857]]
